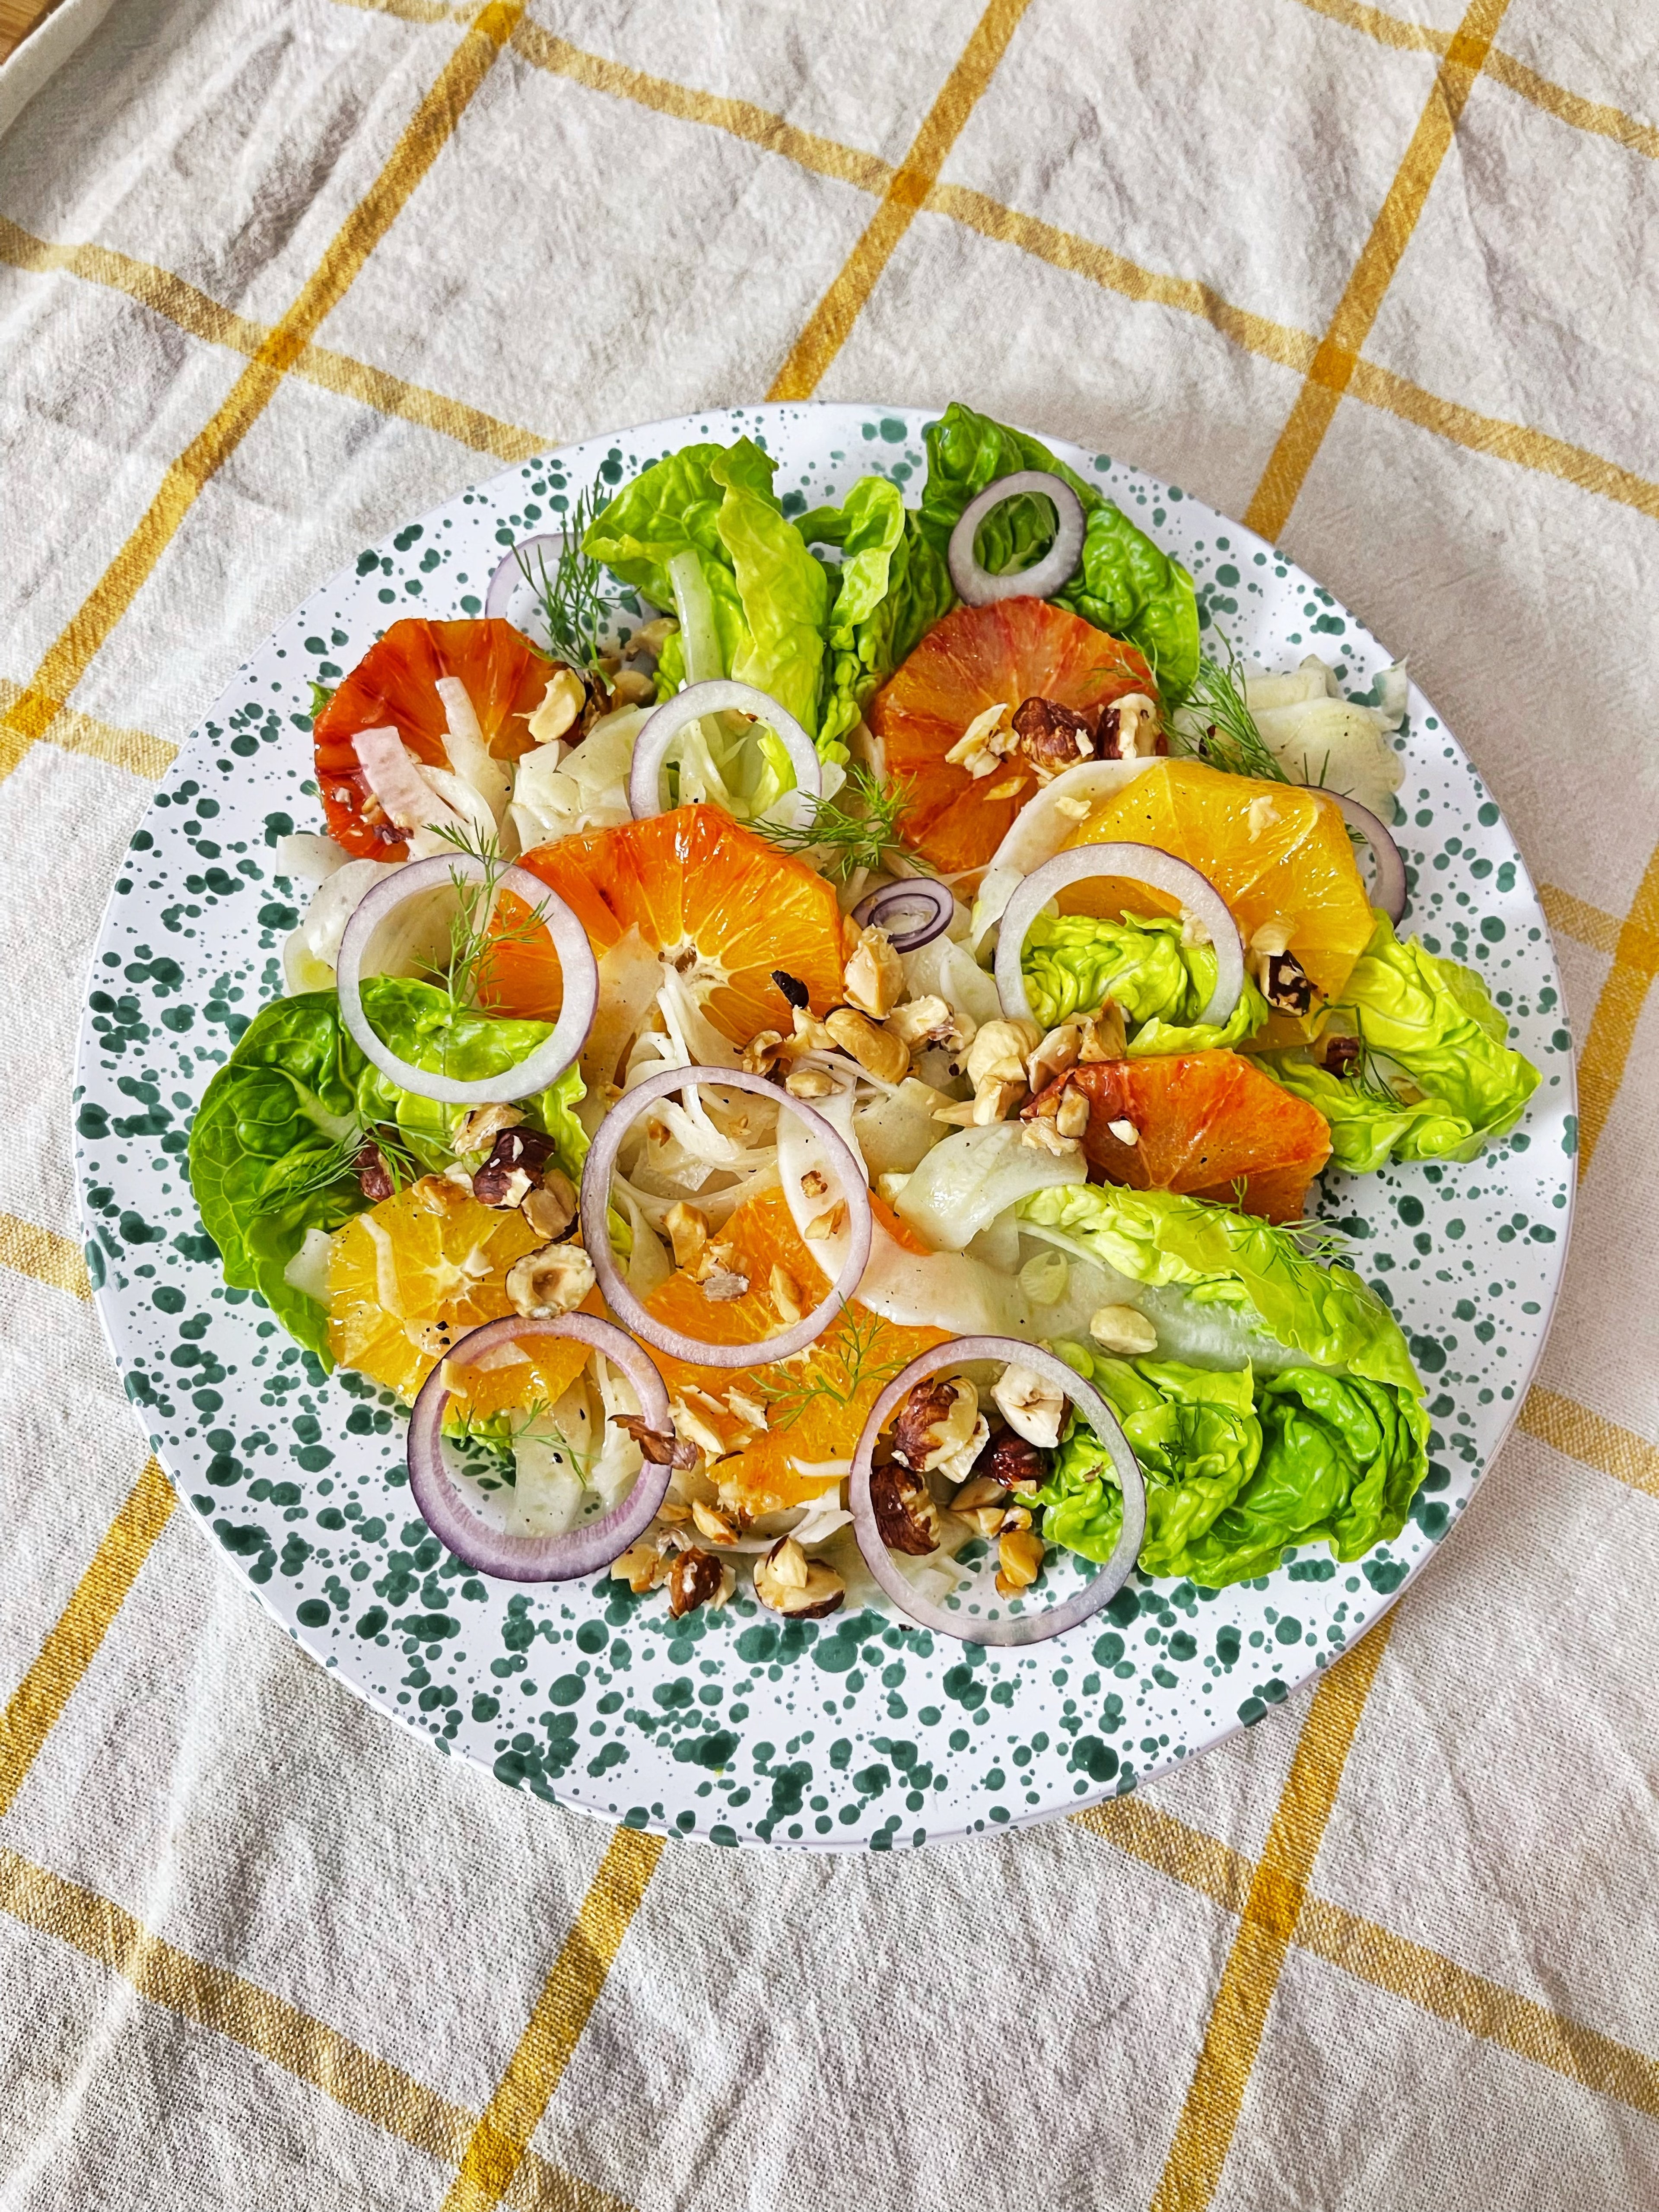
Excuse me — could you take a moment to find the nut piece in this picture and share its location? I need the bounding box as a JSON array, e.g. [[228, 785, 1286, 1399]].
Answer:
[[668, 1545, 733, 1619], [610, 1539, 669, 1595], [842, 926, 906, 1020], [1322, 1031, 1362, 1078], [1012, 696, 1096, 782], [769, 1265, 803, 1324], [890, 1376, 979, 1473], [521, 1170, 577, 1240], [1106, 1117, 1139, 1147], [1097, 692, 1160, 760], [886, 994, 975, 1055], [1249, 917, 1295, 959], [1261, 949, 1317, 1017], [869, 1460, 943, 1555], [825, 1006, 910, 1086], [804, 1201, 848, 1241], [984, 1433, 1052, 1490], [690, 1498, 740, 1546], [1090, 1303, 1159, 1356], [356, 1141, 396, 1203], [528, 666, 588, 746], [754, 1537, 845, 1619], [1077, 1004, 1129, 1062], [1020, 1117, 1081, 1157], [966, 1018, 1042, 1091], [505, 1241, 596, 1319], [1028, 1023, 1081, 1092], [991, 1362, 1068, 1449], [472, 1125, 561, 1207], [944, 700, 1018, 779], [665, 1201, 710, 1273], [454, 1103, 525, 1155], [1054, 1086, 1091, 1139], [783, 1065, 835, 1099], [742, 1029, 789, 1074], [996, 1528, 1046, 1595]]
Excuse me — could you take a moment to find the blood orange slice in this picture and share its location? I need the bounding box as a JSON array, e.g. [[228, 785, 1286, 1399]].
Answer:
[[483, 804, 846, 1048], [1033, 1051, 1332, 1223], [643, 1189, 948, 1517], [315, 618, 551, 860], [868, 596, 1157, 875]]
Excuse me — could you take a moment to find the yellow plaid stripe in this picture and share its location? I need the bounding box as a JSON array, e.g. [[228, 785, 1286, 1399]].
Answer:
[[1245, 0, 1512, 541], [0, 0, 525, 788], [0, 1212, 90, 1301], [768, 0, 1036, 399], [1149, 1615, 1397, 2210], [1571, 841, 1659, 1173]]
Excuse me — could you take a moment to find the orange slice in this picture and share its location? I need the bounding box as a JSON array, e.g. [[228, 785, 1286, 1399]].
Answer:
[[1063, 758, 1373, 1029], [868, 596, 1157, 875], [326, 1175, 593, 1412], [483, 804, 846, 1046], [1040, 1051, 1332, 1223], [643, 1188, 947, 1517], [315, 617, 550, 860]]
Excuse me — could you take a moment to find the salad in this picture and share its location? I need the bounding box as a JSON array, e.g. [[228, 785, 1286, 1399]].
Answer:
[[186, 401, 1540, 1650]]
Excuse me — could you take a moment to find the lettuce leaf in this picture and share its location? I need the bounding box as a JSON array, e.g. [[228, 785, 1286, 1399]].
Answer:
[[800, 483, 953, 750], [1022, 911, 1268, 1050], [1017, 1180, 1421, 1393], [188, 981, 586, 1363], [915, 400, 1200, 699], [584, 438, 830, 744], [1035, 1345, 1427, 1587], [1261, 912, 1539, 1167]]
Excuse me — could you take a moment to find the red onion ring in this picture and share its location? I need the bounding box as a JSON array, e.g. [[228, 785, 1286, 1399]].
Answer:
[[849, 1339, 1146, 1646], [993, 843, 1244, 1031], [627, 680, 822, 822], [850, 876, 954, 951], [337, 853, 597, 1105], [1327, 792, 1407, 924], [485, 533, 569, 622], [947, 470, 1087, 607], [579, 1064, 873, 1369], [407, 1312, 671, 1580]]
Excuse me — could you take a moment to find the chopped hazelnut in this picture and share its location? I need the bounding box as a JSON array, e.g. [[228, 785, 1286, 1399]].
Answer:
[[1089, 1304, 1159, 1356], [870, 1460, 943, 1555], [983, 1433, 1051, 1490], [1322, 1032, 1362, 1078], [668, 1546, 733, 1619], [991, 1362, 1067, 1449], [610, 1539, 669, 1595], [842, 926, 906, 1020], [754, 1537, 845, 1619], [769, 1265, 803, 1324], [665, 1201, 710, 1273], [996, 1529, 1046, 1595], [521, 1171, 577, 1240], [505, 1242, 595, 1319], [690, 1497, 740, 1546], [356, 1142, 395, 1203], [1097, 692, 1159, 760], [890, 1376, 980, 1473], [1011, 696, 1095, 782], [784, 1065, 835, 1099], [944, 700, 1018, 779], [825, 1007, 909, 1086], [454, 1103, 525, 1155]]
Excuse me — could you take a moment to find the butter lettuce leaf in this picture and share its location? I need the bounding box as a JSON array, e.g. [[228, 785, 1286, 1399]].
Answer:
[[1018, 1180, 1421, 1394], [1022, 911, 1268, 1050], [1036, 1343, 1427, 1588], [800, 482, 954, 750], [1262, 912, 1539, 1168], [188, 981, 586, 1363], [915, 400, 1200, 699]]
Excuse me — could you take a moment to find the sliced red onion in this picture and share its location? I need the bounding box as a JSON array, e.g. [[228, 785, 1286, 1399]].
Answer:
[[947, 470, 1086, 607], [486, 534, 569, 621], [628, 680, 823, 822], [849, 1339, 1145, 1647], [407, 1312, 671, 1580], [579, 1064, 872, 1369], [850, 875, 954, 951], [337, 854, 597, 1105], [1327, 792, 1407, 924], [994, 843, 1243, 1031]]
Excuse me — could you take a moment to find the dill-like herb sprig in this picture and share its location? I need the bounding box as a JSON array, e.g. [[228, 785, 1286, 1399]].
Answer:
[[1171, 632, 1288, 783], [518, 485, 613, 672], [422, 821, 558, 1014], [273, 1121, 427, 1207], [755, 763, 914, 884], [756, 1304, 912, 1431]]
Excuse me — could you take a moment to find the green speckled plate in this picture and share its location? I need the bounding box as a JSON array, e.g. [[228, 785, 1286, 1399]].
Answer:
[[72, 404, 1576, 1850]]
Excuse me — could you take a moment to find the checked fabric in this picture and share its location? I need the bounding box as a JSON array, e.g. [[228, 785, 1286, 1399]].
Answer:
[[2, 0, 1659, 2205]]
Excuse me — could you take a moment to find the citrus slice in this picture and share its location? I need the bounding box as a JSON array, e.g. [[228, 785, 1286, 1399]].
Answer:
[[482, 803, 846, 1046], [327, 1175, 592, 1412], [315, 618, 550, 860], [643, 1188, 947, 1517], [868, 596, 1157, 875], [1063, 758, 1373, 1029], [1044, 1050, 1332, 1223]]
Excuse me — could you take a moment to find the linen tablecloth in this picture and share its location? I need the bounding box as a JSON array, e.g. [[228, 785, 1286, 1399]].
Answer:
[[3, 0, 1658, 2203]]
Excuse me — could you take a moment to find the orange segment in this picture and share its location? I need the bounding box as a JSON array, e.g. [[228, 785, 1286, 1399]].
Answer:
[[326, 1176, 592, 1413], [643, 1189, 947, 1516], [868, 596, 1157, 876], [315, 618, 551, 860], [1064, 758, 1374, 1018], [482, 804, 846, 1044], [1048, 1051, 1332, 1223]]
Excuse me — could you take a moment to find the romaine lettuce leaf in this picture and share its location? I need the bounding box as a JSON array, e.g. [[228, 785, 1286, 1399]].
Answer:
[[1017, 1180, 1421, 1393], [1022, 911, 1268, 1051], [188, 981, 586, 1363], [1261, 912, 1539, 1167], [915, 400, 1201, 699], [1035, 1344, 1427, 1587]]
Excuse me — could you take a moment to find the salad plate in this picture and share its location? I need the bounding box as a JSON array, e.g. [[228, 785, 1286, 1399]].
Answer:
[[73, 401, 1575, 1850]]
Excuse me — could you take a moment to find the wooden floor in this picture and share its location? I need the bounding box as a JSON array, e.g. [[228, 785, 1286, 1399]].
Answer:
[[0, 0, 62, 67]]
